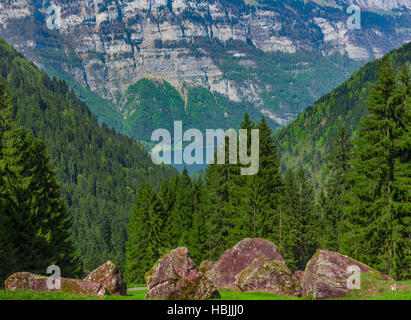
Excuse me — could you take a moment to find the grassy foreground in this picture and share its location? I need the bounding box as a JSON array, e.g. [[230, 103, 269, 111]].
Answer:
[[0, 289, 299, 300], [1, 277, 410, 300], [0, 286, 410, 300]]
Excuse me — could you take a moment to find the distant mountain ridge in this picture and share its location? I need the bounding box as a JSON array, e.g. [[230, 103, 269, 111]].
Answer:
[[0, 0, 409, 139]]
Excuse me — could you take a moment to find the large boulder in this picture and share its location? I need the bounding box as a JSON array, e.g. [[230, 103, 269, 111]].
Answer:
[[294, 270, 304, 285], [206, 238, 285, 289], [4, 272, 106, 296], [84, 261, 127, 295], [198, 261, 215, 275], [235, 255, 302, 296], [302, 250, 392, 300], [145, 247, 220, 300]]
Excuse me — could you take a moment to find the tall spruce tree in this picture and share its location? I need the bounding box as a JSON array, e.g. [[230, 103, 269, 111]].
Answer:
[[186, 178, 208, 264], [228, 113, 256, 241], [322, 127, 352, 251], [203, 133, 241, 260], [0, 83, 18, 284], [171, 168, 194, 247], [203, 160, 233, 261], [341, 60, 410, 280], [158, 178, 177, 251], [232, 116, 283, 242], [126, 182, 165, 283], [0, 82, 78, 282], [281, 169, 299, 270], [281, 166, 316, 271], [0, 163, 17, 286], [255, 117, 283, 241]]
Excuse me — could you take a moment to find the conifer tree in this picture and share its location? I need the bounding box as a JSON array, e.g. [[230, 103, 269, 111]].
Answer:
[[323, 127, 352, 251], [281, 169, 299, 270], [0, 82, 78, 281], [171, 168, 194, 247], [255, 117, 283, 241], [281, 166, 316, 270], [203, 139, 240, 260], [158, 178, 177, 250], [228, 113, 256, 241], [126, 182, 164, 283], [0, 83, 18, 284], [0, 181, 17, 286], [342, 60, 410, 279], [186, 178, 208, 264]]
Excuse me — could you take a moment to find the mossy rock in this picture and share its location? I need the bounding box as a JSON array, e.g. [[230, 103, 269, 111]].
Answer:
[[145, 247, 220, 300], [235, 255, 302, 297]]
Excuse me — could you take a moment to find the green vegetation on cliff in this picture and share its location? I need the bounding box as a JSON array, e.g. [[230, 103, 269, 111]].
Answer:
[[120, 76, 270, 141]]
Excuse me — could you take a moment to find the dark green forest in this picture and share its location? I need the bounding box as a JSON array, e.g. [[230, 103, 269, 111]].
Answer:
[[0, 38, 176, 280], [126, 56, 410, 283]]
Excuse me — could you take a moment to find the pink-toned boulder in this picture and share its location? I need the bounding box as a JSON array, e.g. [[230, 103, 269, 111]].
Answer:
[[145, 247, 220, 300], [294, 270, 304, 284], [84, 261, 127, 295], [235, 255, 302, 296], [302, 250, 392, 300], [198, 261, 215, 275], [206, 238, 286, 290], [4, 272, 106, 296]]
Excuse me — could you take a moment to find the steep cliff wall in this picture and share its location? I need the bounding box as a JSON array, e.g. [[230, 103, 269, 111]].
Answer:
[[0, 0, 409, 132]]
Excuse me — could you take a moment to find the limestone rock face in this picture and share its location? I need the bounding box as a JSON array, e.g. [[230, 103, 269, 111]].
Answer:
[[84, 261, 127, 296], [302, 250, 392, 300], [206, 238, 285, 290], [145, 247, 220, 300], [341, 0, 411, 11], [0, 0, 408, 113], [235, 255, 302, 297], [4, 272, 106, 296]]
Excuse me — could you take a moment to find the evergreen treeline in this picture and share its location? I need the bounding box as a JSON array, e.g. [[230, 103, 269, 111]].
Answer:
[[0, 38, 176, 275], [126, 59, 410, 283], [305, 59, 410, 280], [0, 82, 79, 285], [126, 115, 319, 283]]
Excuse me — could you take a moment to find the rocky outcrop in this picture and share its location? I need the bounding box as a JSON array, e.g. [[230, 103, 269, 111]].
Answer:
[[84, 261, 127, 296], [235, 255, 302, 297], [302, 250, 392, 300], [206, 238, 285, 290], [4, 272, 106, 296], [145, 247, 220, 300]]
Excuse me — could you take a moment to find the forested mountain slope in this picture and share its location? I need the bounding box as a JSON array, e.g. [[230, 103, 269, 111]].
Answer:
[[0, 38, 177, 273], [274, 41, 411, 188]]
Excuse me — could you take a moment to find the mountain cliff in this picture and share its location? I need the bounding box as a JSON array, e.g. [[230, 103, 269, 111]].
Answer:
[[0, 0, 409, 139]]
